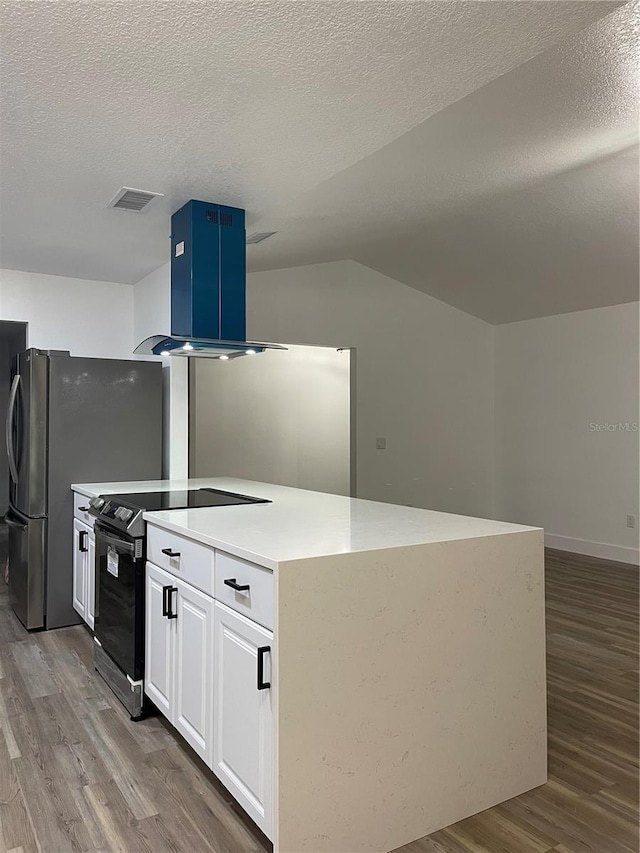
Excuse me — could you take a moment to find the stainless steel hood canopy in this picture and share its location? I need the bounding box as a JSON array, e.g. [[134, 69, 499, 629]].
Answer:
[[134, 200, 285, 359]]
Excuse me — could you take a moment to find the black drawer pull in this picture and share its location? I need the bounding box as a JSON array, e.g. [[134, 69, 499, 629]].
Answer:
[[257, 646, 271, 690], [162, 584, 178, 619], [224, 577, 250, 592], [161, 547, 181, 558], [79, 506, 89, 512], [79, 530, 89, 553]]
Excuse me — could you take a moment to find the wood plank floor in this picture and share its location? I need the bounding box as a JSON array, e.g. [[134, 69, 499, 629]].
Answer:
[[0, 547, 637, 853]]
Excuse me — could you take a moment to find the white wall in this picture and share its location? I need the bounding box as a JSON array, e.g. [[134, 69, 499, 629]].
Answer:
[[133, 262, 171, 346], [495, 302, 640, 564], [9, 258, 634, 562], [0, 268, 134, 359], [191, 345, 353, 496], [133, 262, 188, 479], [136, 261, 495, 516], [247, 261, 495, 517], [8, 258, 634, 563]]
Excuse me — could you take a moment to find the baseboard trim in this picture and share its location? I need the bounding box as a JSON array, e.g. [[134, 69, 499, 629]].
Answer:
[[544, 533, 639, 566]]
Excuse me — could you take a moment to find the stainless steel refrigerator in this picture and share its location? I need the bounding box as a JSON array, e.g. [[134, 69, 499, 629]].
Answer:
[[5, 349, 163, 630]]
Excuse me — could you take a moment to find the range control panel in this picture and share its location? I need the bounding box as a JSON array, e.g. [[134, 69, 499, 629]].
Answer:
[[88, 496, 142, 534]]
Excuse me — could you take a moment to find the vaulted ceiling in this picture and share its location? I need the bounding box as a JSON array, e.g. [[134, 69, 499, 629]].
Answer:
[[0, 1, 636, 323]]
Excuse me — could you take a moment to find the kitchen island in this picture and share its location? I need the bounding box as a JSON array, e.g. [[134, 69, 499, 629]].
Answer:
[[73, 477, 547, 853]]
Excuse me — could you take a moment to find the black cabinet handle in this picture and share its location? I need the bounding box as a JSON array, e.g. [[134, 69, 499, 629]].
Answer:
[[257, 646, 271, 690], [162, 584, 178, 619], [79, 506, 89, 512], [79, 530, 88, 553], [162, 547, 181, 558], [224, 578, 250, 592], [162, 584, 171, 617], [169, 587, 178, 619]]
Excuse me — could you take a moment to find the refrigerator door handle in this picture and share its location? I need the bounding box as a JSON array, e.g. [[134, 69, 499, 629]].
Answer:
[[5, 373, 20, 485], [5, 511, 27, 531]]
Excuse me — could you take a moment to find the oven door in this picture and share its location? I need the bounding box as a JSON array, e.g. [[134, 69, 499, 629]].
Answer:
[[94, 522, 145, 681]]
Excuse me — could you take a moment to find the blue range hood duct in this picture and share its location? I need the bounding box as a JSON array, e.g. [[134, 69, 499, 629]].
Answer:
[[134, 199, 285, 359]]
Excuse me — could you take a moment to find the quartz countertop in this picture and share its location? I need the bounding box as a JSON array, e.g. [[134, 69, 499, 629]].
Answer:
[[72, 477, 540, 569]]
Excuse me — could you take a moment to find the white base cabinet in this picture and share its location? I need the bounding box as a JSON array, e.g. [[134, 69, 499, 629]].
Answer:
[[144, 550, 274, 839], [145, 562, 214, 765], [213, 601, 273, 838], [72, 516, 95, 629], [72, 518, 87, 621], [145, 563, 175, 717], [174, 579, 214, 760]]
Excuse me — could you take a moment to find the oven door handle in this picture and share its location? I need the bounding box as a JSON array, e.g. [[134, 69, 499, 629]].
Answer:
[[96, 527, 136, 555]]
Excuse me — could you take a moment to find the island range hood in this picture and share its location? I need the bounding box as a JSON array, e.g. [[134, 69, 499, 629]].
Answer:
[[134, 199, 285, 359]]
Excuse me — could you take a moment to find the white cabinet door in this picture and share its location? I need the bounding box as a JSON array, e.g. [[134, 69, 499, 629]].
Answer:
[[174, 580, 214, 764], [213, 601, 274, 839], [72, 518, 89, 620], [86, 529, 96, 630], [145, 562, 176, 718]]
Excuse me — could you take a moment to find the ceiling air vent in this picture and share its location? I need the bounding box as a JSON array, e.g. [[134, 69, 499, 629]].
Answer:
[[246, 231, 277, 245], [107, 187, 164, 213]]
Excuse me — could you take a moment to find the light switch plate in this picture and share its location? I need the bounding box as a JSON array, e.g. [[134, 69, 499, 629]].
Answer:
[[376, 437, 387, 450]]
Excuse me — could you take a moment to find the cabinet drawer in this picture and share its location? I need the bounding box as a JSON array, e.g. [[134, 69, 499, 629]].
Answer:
[[214, 551, 273, 630], [147, 525, 214, 596], [73, 492, 94, 528]]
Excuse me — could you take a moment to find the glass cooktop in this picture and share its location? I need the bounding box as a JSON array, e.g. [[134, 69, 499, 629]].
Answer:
[[104, 488, 270, 512]]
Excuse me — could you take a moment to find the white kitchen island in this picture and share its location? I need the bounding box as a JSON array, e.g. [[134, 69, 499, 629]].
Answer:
[[72, 477, 547, 853]]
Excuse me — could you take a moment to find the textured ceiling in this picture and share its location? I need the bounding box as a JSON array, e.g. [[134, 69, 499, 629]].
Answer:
[[0, 0, 634, 323], [251, 2, 639, 323]]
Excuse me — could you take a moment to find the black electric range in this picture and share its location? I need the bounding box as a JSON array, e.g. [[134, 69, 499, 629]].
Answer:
[[87, 487, 270, 720]]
